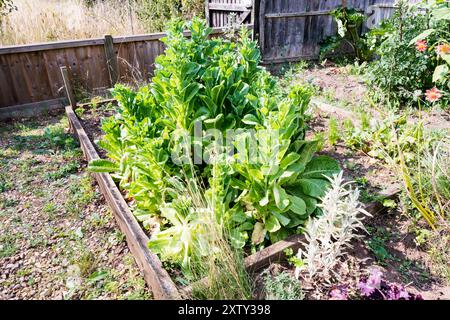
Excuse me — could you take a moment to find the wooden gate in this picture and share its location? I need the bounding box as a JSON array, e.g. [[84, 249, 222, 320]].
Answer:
[[205, 0, 254, 27], [257, 0, 397, 63]]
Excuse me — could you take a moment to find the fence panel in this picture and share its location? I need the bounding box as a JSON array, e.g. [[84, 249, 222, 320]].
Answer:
[[259, 0, 397, 63], [206, 0, 254, 27]]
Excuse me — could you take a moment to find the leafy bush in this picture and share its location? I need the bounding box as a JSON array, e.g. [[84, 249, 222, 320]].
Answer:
[[263, 271, 304, 300], [365, 0, 450, 106], [320, 7, 369, 61], [408, 1, 450, 102], [90, 18, 339, 270]]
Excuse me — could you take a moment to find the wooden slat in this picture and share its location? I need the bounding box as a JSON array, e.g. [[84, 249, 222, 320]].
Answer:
[[65, 106, 180, 300], [0, 38, 105, 55], [205, 0, 211, 26], [0, 98, 65, 120], [104, 35, 119, 86], [209, 3, 249, 11], [265, 10, 334, 18]]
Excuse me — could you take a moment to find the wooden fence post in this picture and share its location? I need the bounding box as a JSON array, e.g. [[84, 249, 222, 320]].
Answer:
[[104, 35, 119, 86], [60, 66, 77, 109], [205, 0, 210, 27]]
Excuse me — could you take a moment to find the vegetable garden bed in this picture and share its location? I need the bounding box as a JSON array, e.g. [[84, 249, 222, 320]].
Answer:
[[59, 15, 449, 300], [66, 103, 315, 299], [66, 100, 404, 299]]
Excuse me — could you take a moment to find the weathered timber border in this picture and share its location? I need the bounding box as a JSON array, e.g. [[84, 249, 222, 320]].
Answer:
[[0, 98, 67, 121]]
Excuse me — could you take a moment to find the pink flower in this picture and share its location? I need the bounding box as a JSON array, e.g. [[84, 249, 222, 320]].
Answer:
[[425, 87, 442, 103], [416, 40, 428, 52], [436, 43, 450, 56]]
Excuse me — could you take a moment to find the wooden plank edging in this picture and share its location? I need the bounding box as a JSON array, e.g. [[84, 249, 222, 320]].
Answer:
[[0, 98, 67, 121], [65, 106, 180, 300]]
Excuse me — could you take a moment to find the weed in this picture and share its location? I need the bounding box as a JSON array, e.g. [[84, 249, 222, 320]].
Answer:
[[328, 117, 340, 147], [313, 132, 326, 152], [29, 235, 48, 249], [64, 175, 97, 216], [0, 177, 12, 193], [0, 198, 19, 209], [43, 125, 78, 151], [88, 212, 109, 228], [0, 232, 19, 258], [43, 202, 58, 217], [366, 227, 396, 265], [76, 251, 97, 277], [16, 268, 32, 277], [44, 161, 79, 180], [344, 160, 358, 171]]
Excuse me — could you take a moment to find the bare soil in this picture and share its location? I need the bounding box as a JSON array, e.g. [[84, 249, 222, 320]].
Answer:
[[0, 113, 149, 300]]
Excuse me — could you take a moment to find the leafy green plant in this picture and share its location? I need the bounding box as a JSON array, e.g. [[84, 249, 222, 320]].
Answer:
[[263, 271, 304, 300], [90, 18, 339, 272], [319, 7, 369, 61], [407, 0, 450, 102], [365, 0, 450, 107], [366, 228, 396, 265], [328, 117, 340, 147]]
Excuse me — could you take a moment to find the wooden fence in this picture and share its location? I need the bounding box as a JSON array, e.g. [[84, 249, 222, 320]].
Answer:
[[0, 0, 405, 113], [206, 0, 254, 27], [258, 0, 397, 63], [0, 27, 233, 111]]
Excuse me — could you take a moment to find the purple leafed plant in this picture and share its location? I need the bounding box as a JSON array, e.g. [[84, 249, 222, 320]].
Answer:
[[329, 268, 423, 300]]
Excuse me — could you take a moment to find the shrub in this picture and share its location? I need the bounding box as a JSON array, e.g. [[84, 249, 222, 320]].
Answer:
[[319, 7, 369, 62], [365, 0, 450, 107]]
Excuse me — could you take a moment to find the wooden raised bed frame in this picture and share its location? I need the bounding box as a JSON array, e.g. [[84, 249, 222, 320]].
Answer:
[[65, 105, 311, 299], [66, 100, 400, 299]]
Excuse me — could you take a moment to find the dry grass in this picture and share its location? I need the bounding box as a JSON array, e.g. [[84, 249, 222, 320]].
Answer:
[[0, 0, 147, 45]]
